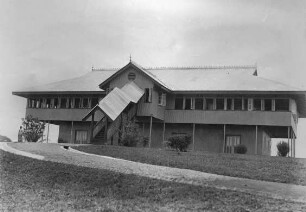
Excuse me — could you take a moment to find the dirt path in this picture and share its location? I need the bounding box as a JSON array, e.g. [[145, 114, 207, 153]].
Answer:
[[3, 142, 306, 203]]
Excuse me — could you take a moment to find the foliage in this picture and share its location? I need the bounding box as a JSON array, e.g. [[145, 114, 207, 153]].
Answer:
[[0, 135, 12, 142], [234, 144, 247, 154], [119, 120, 140, 147], [277, 141, 289, 157], [142, 136, 149, 147], [165, 134, 192, 152], [20, 115, 45, 142]]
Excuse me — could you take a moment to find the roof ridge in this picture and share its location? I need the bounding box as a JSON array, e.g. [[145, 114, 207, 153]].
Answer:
[[144, 65, 257, 70], [92, 68, 119, 71]]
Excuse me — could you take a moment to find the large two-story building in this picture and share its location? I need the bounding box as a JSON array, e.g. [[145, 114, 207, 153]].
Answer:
[[13, 61, 306, 156]]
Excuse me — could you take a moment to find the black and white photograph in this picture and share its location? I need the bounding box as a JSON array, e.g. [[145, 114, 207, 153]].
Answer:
[[1, 0, 306, 211]]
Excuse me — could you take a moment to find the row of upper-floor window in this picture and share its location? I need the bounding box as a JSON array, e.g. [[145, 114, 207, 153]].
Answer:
[[27, 97, 100, 109], [174, 97, 290, 111]]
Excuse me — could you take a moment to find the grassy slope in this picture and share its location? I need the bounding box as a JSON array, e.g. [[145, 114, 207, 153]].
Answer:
[[1, 150, 305, 211], [75, 145, 306, 186]]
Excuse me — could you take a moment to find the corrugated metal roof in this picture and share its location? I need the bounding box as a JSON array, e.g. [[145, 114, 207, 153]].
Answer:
[[14, 70, 115, 94], [146, 68, 302, 92], [96, 82, 144, 121]]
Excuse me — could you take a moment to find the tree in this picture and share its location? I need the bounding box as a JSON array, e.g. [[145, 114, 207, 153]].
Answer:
[[277, 141, 289, 157], [21, 115, 45, 142]]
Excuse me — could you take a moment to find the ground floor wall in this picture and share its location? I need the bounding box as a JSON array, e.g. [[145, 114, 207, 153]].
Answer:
[[58, 121, 91, 144], [56, 120, 272, 155], [140, 122, 271, 155]]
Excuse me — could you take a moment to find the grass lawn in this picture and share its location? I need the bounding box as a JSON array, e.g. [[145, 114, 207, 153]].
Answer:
[[74, 145, 306, 186], [1, 150, 306, 211]]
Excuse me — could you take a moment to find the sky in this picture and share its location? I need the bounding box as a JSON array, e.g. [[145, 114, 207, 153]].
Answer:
[[0, 0, 306, 156]]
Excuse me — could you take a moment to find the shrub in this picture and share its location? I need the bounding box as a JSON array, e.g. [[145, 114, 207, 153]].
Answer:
[[234, 144, 247, 154], [20, 115, 45, 142], [165, 134, 192, 152], [277, 141, 289, 157], [142, 136, 149, 147], [119, 120, 140, 147]]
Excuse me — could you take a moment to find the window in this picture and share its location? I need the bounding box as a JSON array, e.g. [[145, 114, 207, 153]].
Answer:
[[54, 98, 59, 109], [75, 130, 88, 144], [194, 98, 203, 110], [144, 88, 152, 103], [128, 72, 136, 81], [243, 98, 248, 111], [27, 99, 33, 108], [234, 98, 242, 110], [82, 98, 89, 108], [226, 98, 233, 110], [205, 98, 214, 110], [158, 93, 166, 106], [91, 98, 99, 108], [40, 99, 45, 108], [225, 136, 241, 153], [264, 99, 272, 111], [175, 98, 184, 110], [275, 99, 289, 111], [46, 98, 51, 108], [216, 98, 224, 110], [253, 99, 262, 111], [61, 98, 67, 108], [185, 98, 192, 110], [75, 98, 81, 109]]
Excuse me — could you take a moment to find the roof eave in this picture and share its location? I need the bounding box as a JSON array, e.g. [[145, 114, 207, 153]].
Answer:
[[12, 91, 106, 98]]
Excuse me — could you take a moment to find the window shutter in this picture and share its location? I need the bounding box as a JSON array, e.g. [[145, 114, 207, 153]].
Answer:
[[149, 88, 152, 102], [248, 98, 253, 111]]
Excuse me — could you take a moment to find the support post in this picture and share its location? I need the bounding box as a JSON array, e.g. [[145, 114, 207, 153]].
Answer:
[[291, 130, 293, 157], [162, 121, 166, 142], [255, 125, 258, 155], [105, 117, 108, 144], [70, 121, 74, 143], [223, 124, 226, 153], [47, 121, 50, 143], [294, 135, 296, 158], [287, 126, 290, 157], [192, 123, 195, 151], [149, 115, 153, 148], [90, 113, 94, 143]]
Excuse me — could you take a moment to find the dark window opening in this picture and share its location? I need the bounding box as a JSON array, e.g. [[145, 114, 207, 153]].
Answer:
[[243, 99, 248, 110], [253, 99, 262, 111], [67, 98, 72, 109], [234, 99, 243, 110], [194, 98, 203, 110], [40, 99, 44, 108], [226, 98, 233, 110], [46, 98, 51, 108], [91, 98, 99, 108], [144, 88, 152, 103], [275, 99, 289, 111], [206, 98, 214, 110], [264, 99, 272, 111], [61, 98, 67, 108], [175, 98, 184, 110], [216, 98, 224, 110], [185, 98, 192, 110], [82, 98, 89, 108], [75, 98, 81, 109], [54, 98, 58, 109]]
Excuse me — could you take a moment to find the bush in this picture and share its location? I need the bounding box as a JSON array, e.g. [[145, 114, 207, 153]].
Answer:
[[165, 134, 192, 152], [234, 144, 247, 154], [119, 120, 140, 147], [142, 136, 149, 147], [277, 141, 289, 157], [20, 115, 45, 142]]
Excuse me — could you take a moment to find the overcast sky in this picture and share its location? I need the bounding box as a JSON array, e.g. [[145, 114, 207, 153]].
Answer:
[[1, 0, 306, 156]]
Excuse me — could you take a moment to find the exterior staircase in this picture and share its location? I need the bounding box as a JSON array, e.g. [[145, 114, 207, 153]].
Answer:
[[92, 127, 105, 144]]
